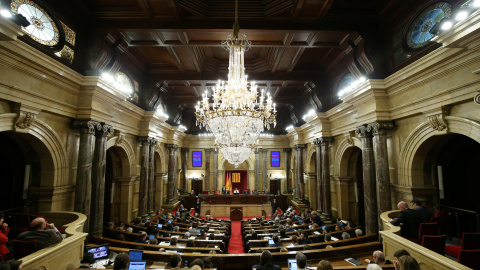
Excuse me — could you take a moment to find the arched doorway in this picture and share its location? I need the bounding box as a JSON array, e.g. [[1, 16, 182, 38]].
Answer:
[[308, 152, 317, 210], [105, 146, 129, 223], [412, 134, 480, 212], [339, 146, 364, 229], [0, 131, 54, 214]]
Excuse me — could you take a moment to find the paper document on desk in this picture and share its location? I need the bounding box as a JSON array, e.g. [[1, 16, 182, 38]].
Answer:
[[171, 235, 180, 238], [159, 241, 170, 246], [149, 261, 168, 269], [313, 231, 320, 235]]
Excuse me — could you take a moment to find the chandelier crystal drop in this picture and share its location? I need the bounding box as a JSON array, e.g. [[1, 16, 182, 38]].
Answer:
[[195, 0, 276, 168]]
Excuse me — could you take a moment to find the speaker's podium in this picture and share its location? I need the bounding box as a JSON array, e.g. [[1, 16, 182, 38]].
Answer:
[[230, 207, 243, 221]]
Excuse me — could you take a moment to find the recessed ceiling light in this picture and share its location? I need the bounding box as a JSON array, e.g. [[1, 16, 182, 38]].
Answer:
[[455, 10, 469, 21], [441, 21, 453, 30], [0, 9, 12, 18]]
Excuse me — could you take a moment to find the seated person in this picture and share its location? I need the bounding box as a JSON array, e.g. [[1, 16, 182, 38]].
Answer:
[[296, 252, 307, 270], [252, 250, 281, 270], [299, 232, 312, 245], [364, 250, 392, 265], [233, 188, 240, 194], [113, 252, 129, 270], [0, 213, 10, 257], [17, 217, 63, 250], [170, 253, 182, 269], [134, 232, 149, 244]]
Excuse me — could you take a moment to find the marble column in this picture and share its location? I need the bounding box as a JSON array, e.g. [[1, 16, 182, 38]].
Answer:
[[90, 123, 114, 236], [255, 149, 260, 190], [181, 148, 189, 191], [355, 125, 377, 234], [320, 137, 332, 216], [314, 139, 322, 212], [147, 138, 157, 214], [73, 120, 101, 233], [261, 149, 268, 191], [284, 148, 291, 192], [205, 149, 213, 192], [294, 144, 305, 201], [367, 121, 393, 224], [137, 137, 150, 216], [213, 151, 219, 191], [166, 144, 179, 203]]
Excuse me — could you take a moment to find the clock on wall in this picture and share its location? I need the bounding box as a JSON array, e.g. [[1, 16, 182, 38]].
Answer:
[[406, 2, 452, 51], [10, 0, 61, 47]]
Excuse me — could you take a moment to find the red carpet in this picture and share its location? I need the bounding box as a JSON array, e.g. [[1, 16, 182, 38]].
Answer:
[[228, 220, 244, 254]]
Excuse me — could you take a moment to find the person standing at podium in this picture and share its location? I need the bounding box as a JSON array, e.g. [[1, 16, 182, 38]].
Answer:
[[271, 198, 278, 216]]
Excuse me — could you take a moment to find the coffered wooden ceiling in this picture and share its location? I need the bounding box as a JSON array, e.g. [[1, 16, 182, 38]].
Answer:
[[59, 0, 404, 133]]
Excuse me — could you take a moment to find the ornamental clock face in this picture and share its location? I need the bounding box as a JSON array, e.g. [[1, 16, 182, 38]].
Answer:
[[406, 2, 451, 50], [10, 0, 60, 46]]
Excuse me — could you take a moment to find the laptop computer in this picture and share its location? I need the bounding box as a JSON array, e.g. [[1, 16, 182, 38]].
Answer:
[[129, 250, 143, 261], [157, 224, 163, 229], [149, 234, 156, 241], [288, 258, 297, 270], [86, 244, 110, 267], [128, 260, 147, 270], [345, 258, 362, 266], [268, 239, 275, 247]]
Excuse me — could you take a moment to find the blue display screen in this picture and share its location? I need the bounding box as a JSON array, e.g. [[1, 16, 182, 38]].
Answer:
[[271, 151, 280, 167], [192, 151, 202, 167]]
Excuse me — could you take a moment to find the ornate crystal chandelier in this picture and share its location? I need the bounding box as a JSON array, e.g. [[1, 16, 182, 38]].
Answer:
[[195, 0, 276, 168]]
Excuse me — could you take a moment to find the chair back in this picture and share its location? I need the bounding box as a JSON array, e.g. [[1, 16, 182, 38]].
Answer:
[[418, 223, 438, 241], [421, 235, 446, 255], [458, 249, 480, 269], [461, 232, 480, 250], [430, 216, 439, 223], [13, 239, 39, 259]]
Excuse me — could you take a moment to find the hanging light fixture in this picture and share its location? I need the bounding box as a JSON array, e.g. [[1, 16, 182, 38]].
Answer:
[[195, 0, 276, 168]]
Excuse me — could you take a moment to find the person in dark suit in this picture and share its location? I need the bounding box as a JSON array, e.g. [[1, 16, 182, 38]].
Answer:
[[222, 186, 227, 194], [411, 199, 433, 223], [390, 201, 422, 238], [195, 198, 201, 214], [271, 198, 278, 216], [17, 217, 63, 250], [252, 250, 281, 270]]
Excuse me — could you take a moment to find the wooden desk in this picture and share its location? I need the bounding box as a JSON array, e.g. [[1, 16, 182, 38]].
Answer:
[[231, 207, 243, 221], [183, 194, 288, 211]]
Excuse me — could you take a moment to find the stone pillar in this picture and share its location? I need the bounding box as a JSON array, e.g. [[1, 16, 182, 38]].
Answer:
[[148, 138, 157, 214], [137, 137, 150, 216], [166, 144, 179, 203], [320, 137, 332, 216], [355, 125, 377, 234], [213, 151, 219, 191], [284, 148, 291, 192], [367, 122, 393, 225], [255, 149, 260, 190], [90, 123, 114, 236], [314, 139, 322, 212], [205, 149, 213, 192], [73, 120, 101, 233], [294, 144, 305, 201], [261, 149, 268, 191], [181, 148, 189, 191]]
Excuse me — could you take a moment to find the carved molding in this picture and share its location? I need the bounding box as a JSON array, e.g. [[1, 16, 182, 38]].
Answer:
[[14, 111, 36, 132], [344, 132, 354, 145], [72, 120, 102, 134], [115, 130, 125, 146], [423, 106, 450, 134], [355, 125, 371, 138]]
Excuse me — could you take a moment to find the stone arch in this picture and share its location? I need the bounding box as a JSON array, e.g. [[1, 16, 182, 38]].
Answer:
[[106, 136, 134, 176], [218, 154, 254, 171], [399, 116, 480, 186], [0, 113, 68, 186], [305, 142, 316, 172], [154, 144, 167, 173], [335, 136, 362, 177]]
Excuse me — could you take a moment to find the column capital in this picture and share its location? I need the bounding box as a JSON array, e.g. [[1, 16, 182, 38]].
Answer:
[[97, 123, 114, 136], [367, 121, 393, 136], [148, 137, 158, 145], [181, 148, 189, 153], [72, 120, 102, 134], [283, 148, 292, 153], [294, 144, 305, 150], [205, 148, 214, 153], [166, 144, 179, 151], [355, 125, 371, 138], [260, 148, 268, 153], [314, 137, 333, 146]]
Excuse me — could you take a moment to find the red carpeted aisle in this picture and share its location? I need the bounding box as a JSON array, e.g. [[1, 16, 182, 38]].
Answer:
[[228, 220, 244, 254]]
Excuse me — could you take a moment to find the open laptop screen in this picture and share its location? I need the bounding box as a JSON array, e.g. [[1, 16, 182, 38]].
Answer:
[[86, 244, 109, 260], [129, 250, 143, 261], [288, 259, 297, 270], [128, 261, 147, 270]]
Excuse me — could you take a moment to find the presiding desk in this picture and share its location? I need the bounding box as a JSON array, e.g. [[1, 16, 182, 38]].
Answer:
[[183, 195, 287, 217]]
